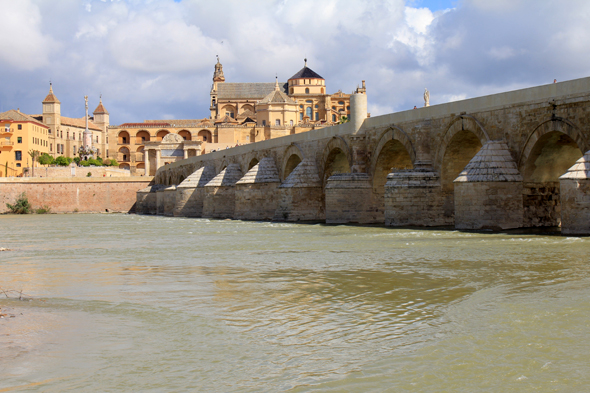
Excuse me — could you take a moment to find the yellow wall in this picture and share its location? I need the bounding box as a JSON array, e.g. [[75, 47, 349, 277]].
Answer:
[[0, 120, 50, 176]]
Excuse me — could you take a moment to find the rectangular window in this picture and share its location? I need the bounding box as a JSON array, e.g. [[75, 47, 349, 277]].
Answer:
[[262, 120, 266, 126], [17, 124, 22, 130], [50, 143, 53, 152], [275, 119, 280, 126], [17, 137, 22, 143], [16, 163, 21, 167], [15, 151, 22, 161], [73, 146, 76, 155], [290, 120, 293, 126], [315, 112, 319, 121]]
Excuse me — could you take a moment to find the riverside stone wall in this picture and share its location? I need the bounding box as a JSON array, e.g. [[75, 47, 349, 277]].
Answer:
[[1, 177, 151, 213]]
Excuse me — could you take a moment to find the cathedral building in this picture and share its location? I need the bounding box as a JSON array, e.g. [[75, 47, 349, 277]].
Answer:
[[107, 58, 366, 175]]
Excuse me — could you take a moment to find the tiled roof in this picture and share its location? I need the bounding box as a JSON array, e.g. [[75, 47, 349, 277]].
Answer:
[[289, 66, 324, 80], [60, 116, 102, 131], [0, 109, 42, 124], [93, 99, 108, 114], [119, 122, 171, 128], [258, 89, 297, 105], [43, 85, 60, 103], [217, 82, 288, 100], [214, 114, 239, 124]]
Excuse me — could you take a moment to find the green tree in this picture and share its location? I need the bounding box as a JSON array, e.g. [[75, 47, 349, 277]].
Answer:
[[55, 156, 69, 166], [338, 115, 349, 124], [6, 193, 31, 214], [38, 153, 55, 166]]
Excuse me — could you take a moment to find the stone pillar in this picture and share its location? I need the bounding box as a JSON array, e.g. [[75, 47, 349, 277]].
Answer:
[[384, 165, 449, 227], [325, 173, 378, 224], [559, 150, 590, 235], [173, 166, 216, 217], [163, 185, 177, 216], [235, 157, 281, 220], [183, 149, 188, 159], [144, 148, 150, 176], [454, 141, 523, 230], [274, 158, 324, 222], [155, 149, 161, 172], [202, 163, 243, 219], [156, 187, 167, 215], [350, 135, 368, 173], [136, 184, 164, 215]]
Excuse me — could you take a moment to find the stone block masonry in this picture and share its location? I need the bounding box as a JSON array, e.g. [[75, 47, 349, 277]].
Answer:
[[1, 177, 152, 213]]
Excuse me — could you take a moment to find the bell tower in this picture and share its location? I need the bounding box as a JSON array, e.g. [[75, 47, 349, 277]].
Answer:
[[210, 55, 225, 119], [42, 82, 61, 136]]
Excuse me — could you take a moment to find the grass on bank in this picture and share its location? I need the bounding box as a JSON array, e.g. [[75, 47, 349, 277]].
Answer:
[[5, 193, 51, 214]]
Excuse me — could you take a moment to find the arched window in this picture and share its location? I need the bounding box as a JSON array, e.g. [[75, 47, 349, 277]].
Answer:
[[306, 107, 312, 118], [300, 113, 303, 121], [332, 114, 336, 122], [321, 87, 325, 94], [315, 112, 319, 121], [305, 88, 309, 94], [290, 88, 294, 94]]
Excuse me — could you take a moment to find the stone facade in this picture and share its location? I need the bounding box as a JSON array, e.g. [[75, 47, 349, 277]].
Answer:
[[139, 77, 590, 235]]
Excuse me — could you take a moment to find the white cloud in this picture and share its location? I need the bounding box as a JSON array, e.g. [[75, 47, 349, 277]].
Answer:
[[0, 0, 58, 71], [1, 0, 590, 125]]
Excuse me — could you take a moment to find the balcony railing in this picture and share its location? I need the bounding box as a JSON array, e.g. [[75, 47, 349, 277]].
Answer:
[[0, 141, 14, 146]]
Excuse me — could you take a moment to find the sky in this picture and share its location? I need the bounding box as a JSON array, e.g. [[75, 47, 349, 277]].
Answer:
[[1, 0, 589, 125]]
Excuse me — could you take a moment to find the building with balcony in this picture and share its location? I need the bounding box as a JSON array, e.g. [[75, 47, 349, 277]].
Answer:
[[0, 109, 50, 176]]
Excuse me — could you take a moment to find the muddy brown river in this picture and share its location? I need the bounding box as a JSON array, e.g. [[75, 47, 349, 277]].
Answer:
[[1, 214, 589, 392]]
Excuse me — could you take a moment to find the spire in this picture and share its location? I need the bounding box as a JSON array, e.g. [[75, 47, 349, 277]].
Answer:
[[43, 82, 60, 103], [213, 56, 225, 82], [275, 75, 279, 91], [304, 58, 307, 67], [93, 95, 108, 115]]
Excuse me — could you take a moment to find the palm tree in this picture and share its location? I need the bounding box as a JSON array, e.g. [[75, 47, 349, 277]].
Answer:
[[28, 150, 40, 177]]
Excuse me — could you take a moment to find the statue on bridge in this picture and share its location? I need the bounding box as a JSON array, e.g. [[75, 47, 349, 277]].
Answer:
[[424, 88, 430, 107]]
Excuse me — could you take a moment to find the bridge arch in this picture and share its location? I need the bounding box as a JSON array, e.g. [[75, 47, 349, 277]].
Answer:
[[519, 117, 585, 227], [437, 115, 489, 222], [321, 136, 351, 186], [370, 127, 416, 216], [281, 143, 305, 180]]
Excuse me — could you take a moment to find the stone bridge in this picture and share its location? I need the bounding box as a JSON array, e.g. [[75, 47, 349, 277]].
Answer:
[[137, 78, 590, 235]]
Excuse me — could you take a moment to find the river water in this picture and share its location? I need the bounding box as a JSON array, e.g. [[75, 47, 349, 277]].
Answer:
[[0, 214, 589, 392]]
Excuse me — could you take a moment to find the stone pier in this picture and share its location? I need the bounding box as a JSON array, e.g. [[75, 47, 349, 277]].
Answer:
[[560, 150, 590, 235], [173, 166, 216, 217], [202, 163, 243, 219], [234, 157, 281, 221]]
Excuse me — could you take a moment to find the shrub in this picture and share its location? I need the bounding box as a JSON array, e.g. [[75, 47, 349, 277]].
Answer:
[[38, 153, 55, 166], [35, 205, 51, 214], [73, 157, 81, 165], [87, 172, 92, 177], [80, 160, 91, 167], [6, 193, 31, 214], [88, 158, 101, 166], [55, 156, 69, 166]]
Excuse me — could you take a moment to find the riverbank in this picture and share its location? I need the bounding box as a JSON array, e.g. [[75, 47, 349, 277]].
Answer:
[[0, 177, 152, 213]]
